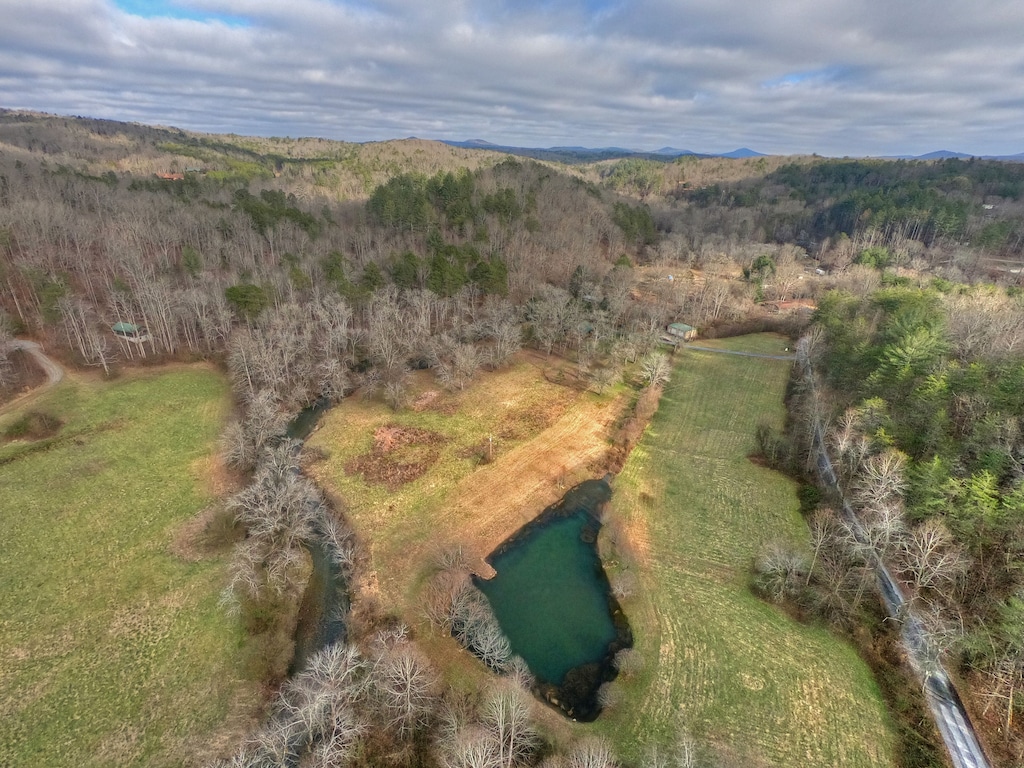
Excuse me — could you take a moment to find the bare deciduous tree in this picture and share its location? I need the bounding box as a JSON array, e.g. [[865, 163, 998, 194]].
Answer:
[[675, 728, 699, 768], [505, 656, 535, 691], [474, 296, 522, 368], [0, 330, 11, 390], [373, 643, 441, 740], [275, 643, 371, 766], [640, 352, 671, 388], [452, 585, 513, 672], [224, 441, 322, 601], [222, 389, 289, 472], [897, 519, 968, 600], [440, 724, 499, 768], [529, 285, 573, 355], [424, 559, 512, 672], [588, 365, 620, 394], [862, 500, 907, 561], [430, 333, 483, 391], [768, 247, 806, 301], [596, 682, 623, 711], [852, 448, 908, 509], [567, 737, 618, 768], [319, 513, 356, 575], [753, 542, 808, 603], [612, 647, 644, 678], [383, 366, 412, 411], [483, 683, 538, 768]]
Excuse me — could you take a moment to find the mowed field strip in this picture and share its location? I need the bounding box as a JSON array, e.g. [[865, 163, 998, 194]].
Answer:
[[0, 366, 250, 768], [592, 334, 898, 767]]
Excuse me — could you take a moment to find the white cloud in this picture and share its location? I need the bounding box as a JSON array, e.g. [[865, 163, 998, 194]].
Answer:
[[1, 0, 1023, 155]]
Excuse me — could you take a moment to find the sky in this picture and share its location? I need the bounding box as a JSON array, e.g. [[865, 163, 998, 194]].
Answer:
[[1, 0, 1023, 157]]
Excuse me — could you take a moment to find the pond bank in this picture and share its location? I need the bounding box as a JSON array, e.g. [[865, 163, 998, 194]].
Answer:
[[476, 477, 632, 722]]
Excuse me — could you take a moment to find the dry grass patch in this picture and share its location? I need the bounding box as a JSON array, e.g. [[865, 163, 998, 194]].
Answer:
[[345, 424, 446, 488], [307, 352, 629, 617]]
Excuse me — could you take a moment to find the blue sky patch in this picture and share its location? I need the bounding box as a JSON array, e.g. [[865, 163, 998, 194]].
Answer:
[[113, 0, 249, 26], [761, 67, 847, 89]]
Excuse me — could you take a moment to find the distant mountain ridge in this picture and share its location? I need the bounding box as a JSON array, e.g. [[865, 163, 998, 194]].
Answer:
[[885, 149, 1024, 162], [440, 139, 767, 164], [443, 139, 1024, 164]]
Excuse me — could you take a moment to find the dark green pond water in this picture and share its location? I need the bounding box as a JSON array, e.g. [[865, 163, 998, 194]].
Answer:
[[476, 479, 630, 719], [479, 510, 616, 684]]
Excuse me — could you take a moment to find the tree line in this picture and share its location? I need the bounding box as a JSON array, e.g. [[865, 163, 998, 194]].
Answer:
[[754, 280, 1024, 763]]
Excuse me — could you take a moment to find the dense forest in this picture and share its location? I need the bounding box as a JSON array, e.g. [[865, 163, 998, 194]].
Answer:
[[4, 110, 1024, 766], [806, 285, 1024, 760], [0, 110, 779, 404]]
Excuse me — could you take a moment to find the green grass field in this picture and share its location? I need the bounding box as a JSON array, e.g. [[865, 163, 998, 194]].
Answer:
[[0, 367, 248, 768], [593, 334, 897, 767]]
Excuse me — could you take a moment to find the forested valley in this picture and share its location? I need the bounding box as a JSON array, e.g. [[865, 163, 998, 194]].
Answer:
[[3, 109, 1024, 767]]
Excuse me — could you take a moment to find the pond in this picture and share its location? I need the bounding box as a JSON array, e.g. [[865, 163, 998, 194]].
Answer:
[[475, 478, 632, 720]]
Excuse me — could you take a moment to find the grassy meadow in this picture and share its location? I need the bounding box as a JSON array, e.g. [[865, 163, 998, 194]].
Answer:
[[0, 366, 250, 767], [592, 334, 898, 767]]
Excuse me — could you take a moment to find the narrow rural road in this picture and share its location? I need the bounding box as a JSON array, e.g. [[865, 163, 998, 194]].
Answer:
[[8, 339, 64, 386], [1, 339, 65, 414], [798, 337, 991, 768], [682, 344, 796, 361]]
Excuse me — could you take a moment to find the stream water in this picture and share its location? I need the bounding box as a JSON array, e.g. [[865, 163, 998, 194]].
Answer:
[[286, 397, 331, 440], [289, 532, 350, 675], [286, 400, 350, 674]]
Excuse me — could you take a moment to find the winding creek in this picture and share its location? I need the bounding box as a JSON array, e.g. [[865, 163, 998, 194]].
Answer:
[[285, 401, 352, 674]]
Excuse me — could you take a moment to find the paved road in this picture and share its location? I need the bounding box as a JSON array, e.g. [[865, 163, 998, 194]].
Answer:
[[798, 338, 990, 768]]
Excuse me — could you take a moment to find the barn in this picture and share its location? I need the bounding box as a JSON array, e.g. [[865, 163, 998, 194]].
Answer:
[[666, 322, 698, 341]]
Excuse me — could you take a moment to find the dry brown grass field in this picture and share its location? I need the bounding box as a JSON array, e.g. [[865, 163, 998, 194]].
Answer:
[[307, 350, 629, 610]]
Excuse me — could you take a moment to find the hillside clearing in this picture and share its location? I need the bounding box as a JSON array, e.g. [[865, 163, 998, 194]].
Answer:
[[0, 366, 253, 768], [591, 334, 898, 767], [307, 351, 629, 607]]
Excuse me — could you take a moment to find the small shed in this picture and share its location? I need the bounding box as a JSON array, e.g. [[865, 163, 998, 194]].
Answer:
[[111, 322, 150, 343], [666, 322, 698, 341]]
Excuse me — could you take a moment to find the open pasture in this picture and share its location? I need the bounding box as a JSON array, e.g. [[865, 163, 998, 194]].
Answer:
[[592, 334, 897, 767], [0, 367, 249, 767]]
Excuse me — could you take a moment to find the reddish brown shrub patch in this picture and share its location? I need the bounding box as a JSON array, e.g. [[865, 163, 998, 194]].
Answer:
[[495, 399, 566, 440], [345, 424, 445, 488]]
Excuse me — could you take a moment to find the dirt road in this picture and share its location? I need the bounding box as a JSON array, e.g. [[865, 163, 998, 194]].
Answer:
[[683, 344, 796, 360], [9, 340, 64, 385], [1, 339, 65, 414]]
